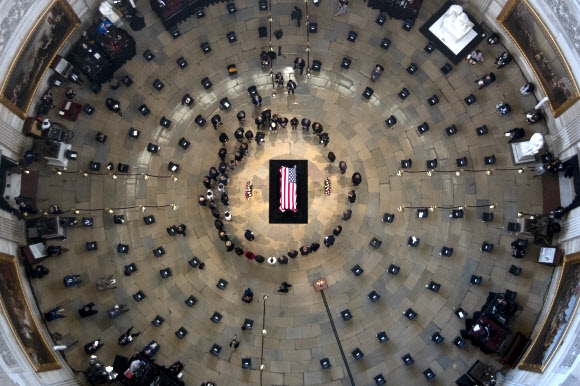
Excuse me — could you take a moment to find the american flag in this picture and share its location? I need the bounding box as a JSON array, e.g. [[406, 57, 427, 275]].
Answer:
[[279, 166, 297, 212]]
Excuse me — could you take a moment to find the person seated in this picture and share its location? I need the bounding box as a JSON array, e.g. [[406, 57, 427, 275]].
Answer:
[[520, 82, 534, 95], [512, 248, 526, 258], [49, 204, 63, 214], [96, 132, 107, 143], [105, 98, 122, 116], [64, 87, 76, 100], [495, 52, 512, 69], [526, 111, 542, 124], [260, 51, 271, 69], [79, 302, 98, 318], [176, 224, 187, 236], [252, 94, 262, 107], [465, 50, 484, 65], [166, 361, 184, 377], [504, 128, 525, 143], [17, 199, 39, 214], [496, 101, 511, 116], [370, 65, 383, 82], [141, 341, 160, 358], [84, 339, 104, 354], [487, 32, 500, 45], [41, 90, 55, 109], [44, 306, 65, 321], [475, 72, 496, 89], [275, 72, 284, 87], [32, 264, 50, 279], [335, 0, 348, 16], [48, 245, 69, 256]]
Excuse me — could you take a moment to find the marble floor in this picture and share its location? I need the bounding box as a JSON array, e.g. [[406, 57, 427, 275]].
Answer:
[[29, 0, 554, 385]]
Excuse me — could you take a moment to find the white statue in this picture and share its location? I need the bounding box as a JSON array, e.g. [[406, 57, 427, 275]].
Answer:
[[440, 5, 474, 42], [525, 133, 545, 156], [99, 2, 120, 24]]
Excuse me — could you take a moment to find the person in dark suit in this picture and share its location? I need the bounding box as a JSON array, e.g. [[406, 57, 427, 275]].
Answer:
[[319, 133, 329, 147], [324, 235, 335, 247], [211, 115, 223, 130], [328, 152, 336, 163], [348, 190, 356, 203], [278, 116, 289, 128], [252, 94, 262, 107], [119, 326, 140, 346], [215, 219, 224, 230], [176, 224, 187, 236], [288, 250, 298, 258], [105, 98, 122, 116], [475, 72, 496, 90], [219, 133, 229, 145], [311, 242, 320, 252], [290, 117, 299, 130], [234, 127, 244, 142], [255, 116, 265, 130], [84, 339, 104, 354], [237, 110, 246, 123], [505, 128, 525, 143], [333, 225, 342, 236], [342, 209, 352, 220], [209, 167, 219, 180], [495, 52, 512, 69], [312, 122, 323, 135], [278, 282, 292, 292], [245, 130, 254, 141], [277, 255, 288, 264], [203, 176, 212, 188], [301, 117, 311, 131], [300, 245, 311, 255], [79, 302, 98, 318], [352, 172, 362, 186], [287, 79, 297, 94], [291, 6, 302, 27], [218, 148, 228, 160], [294, 57, 305, 74], [225, 240, 234, 252], [235, 247, 244, 256], [339, 161, 347, 174], [245, 230, 255, 241]]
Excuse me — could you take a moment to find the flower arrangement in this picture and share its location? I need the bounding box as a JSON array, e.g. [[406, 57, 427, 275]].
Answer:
[[324, 178, 331, 196], [245, 181, 253, 200]]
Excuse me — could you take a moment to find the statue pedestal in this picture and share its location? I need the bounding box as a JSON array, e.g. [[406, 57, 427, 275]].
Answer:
[[511, 142, 536, 165]]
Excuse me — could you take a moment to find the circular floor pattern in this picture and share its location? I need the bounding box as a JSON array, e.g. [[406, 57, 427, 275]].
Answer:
[[31, 1, 555, 385]]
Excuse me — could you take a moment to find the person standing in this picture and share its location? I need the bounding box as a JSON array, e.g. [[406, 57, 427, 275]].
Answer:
[[348, 190, 357, 203], [311, 242, 320, 252], [301, 117, 311, 131], [290, 6, 303, 27], [211, 115, 223, 130], [370, 65, 383, 82], [290, 117, 299, 130], [278, 282, 292, 293], [352, 172, 362, 186], [237, 110, 246, 123], [342, 209, 352, 220], [287, 79, 297, 94], [324, 235, 335, 247], [333, 225, 342, 236], [245, 230, 255, 241], [328, 152, 336, 163], [300, 245, 311, 255]]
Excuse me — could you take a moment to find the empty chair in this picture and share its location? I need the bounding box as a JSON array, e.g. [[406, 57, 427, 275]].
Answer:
[[484, 155, 496, 165], [368, 290, 380, 302], [153, 247, 165, 258], [209, 344, 221, 356], [456, 157, 468, 167], [201, 77, 212, 89], [476, 125, 488, 136], [143, 49, 155, 61], [124, 263, 137, 276], [320, 358, 331, 369], [401, 159, 412, 168], [385, 115, 397, 127], [308, 22, 318, 33], [450, 209, 464, 218], [147, 143, 160, 153], [417, 122, 429, 134], [430, 332, 444, 344], [133, 290, 145, 302], [374, 374, 386, 385], [117, 244, 129, 254], [362, 87, 374, 99], [507, 222, 521, 232], [387, 264, 400, 275], [509, 265, 522, 276], [188, 257, 201, 268], [351, 348, 364, 360], [382, 213, 395, 223], [160, 268, 172, 278], [178, 138, 191, 149], [470, 275, 482, 285], [481, 242, 494, 253], [398, 87, 410, 100], [242, 358, 251, 369], [347, 31, 358, 43], [423, 368, 436, 381], [446, 125, 458, 136], [160, 116, 172, 128], [176, 56, 188, 69], [185, 295, 197, 307], [504, 289, 517, 301], [226, 2, 236, 14], [201, 42, 211, 53], [453, 336, 466, 348], [427, 94, 439, 106], [440, 246, 453, 257], [226, 31, 237, 43], [169, 25, 180, 39], [143, 215, 155, 225], [424, 42, 435, 53], [376, 13, 387, 26], [426, 281, 441, 293], [152, 79, 164, 90], [402, 19, 414, 31], [403, 308, 417, 320], [440, 63, 452, 75], [464, 94, 476, 105], [402, 353, 414, 365], [341, 57, 352, 69], [210, 311, 222, 323], [340, 309, 353, 321], [175, 327, 188, 339], [426, 159, 438, 169], [482, 212, 494, 222], [151, 315, 164, 326], [407, 63, 418, 74], [380, 38, 391, 49], [376, 331, 389, 343], [351, 264, 364, 276]]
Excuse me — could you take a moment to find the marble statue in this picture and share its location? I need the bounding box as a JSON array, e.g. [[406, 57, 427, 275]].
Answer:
[[440, 5, 474, 42]]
